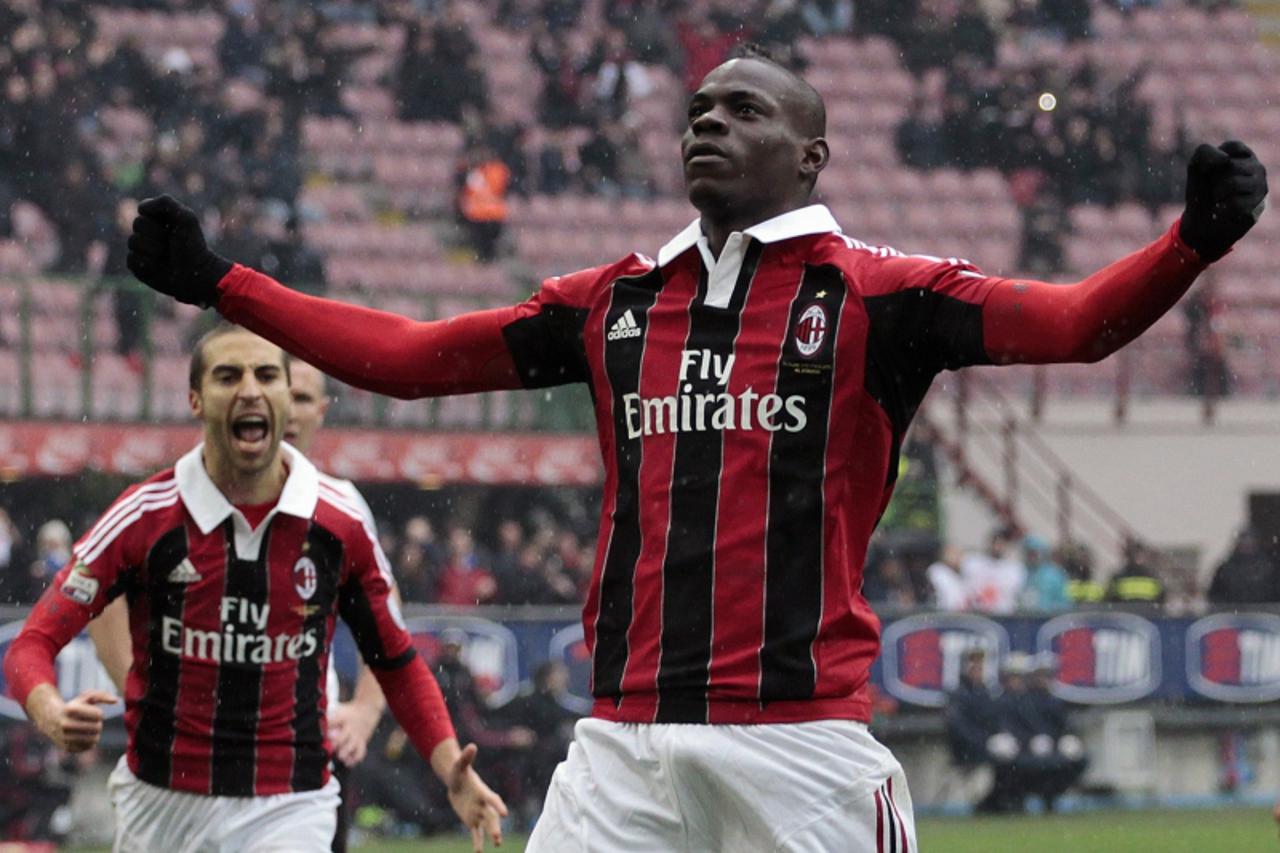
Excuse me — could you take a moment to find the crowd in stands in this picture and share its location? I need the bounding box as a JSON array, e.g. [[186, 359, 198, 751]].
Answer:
[[863, 520, 1280, 613], [887, 0, 1222, 279]]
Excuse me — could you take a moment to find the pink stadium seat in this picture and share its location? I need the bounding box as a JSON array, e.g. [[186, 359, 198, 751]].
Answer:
[[150, 357, 190, 421], [89, 353, 143, 420], [0, 349, 20, 416], [30, 353, 82, 419]]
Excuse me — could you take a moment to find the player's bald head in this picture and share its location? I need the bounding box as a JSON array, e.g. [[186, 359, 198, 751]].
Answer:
[[718, 46, 826, 139]]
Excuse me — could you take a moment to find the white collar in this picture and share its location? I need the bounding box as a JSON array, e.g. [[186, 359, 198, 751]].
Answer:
[[176, 442, 319, 558], [656, 204, 841, 268]]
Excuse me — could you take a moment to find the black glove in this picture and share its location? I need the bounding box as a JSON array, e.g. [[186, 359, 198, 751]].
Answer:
[[1179, 140, 1267, 262], [126, 195, 233, 308]]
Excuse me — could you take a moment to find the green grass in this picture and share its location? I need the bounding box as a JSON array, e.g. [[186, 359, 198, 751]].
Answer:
[[69, 808, 1278, 851], [918, 808, 1276, 853]]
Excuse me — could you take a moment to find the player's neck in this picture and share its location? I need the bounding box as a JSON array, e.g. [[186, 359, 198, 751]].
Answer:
[[699, 196, 809, 259], [204, 454, 288, 506]]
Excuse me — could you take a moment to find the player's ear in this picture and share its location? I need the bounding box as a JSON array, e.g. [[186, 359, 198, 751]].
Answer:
[[189, 388, 202, 419], [801, 137, 829, 181]]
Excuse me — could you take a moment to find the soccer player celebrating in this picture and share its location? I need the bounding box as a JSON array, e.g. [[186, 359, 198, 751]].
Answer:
[[85, 357, 394, 853], [4, 325, 506, 852], [126, 49, 1265, 851]]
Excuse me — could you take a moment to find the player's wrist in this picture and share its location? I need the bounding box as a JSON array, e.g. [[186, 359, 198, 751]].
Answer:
[[25, 683, 64, 739]]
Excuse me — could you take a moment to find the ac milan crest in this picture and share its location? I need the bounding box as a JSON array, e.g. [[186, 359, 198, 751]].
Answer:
[[794, 303, 828, 357], [293, 556, 318, 600]]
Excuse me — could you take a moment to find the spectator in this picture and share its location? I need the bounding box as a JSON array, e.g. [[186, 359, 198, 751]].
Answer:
[[579, 117, 652, 198], [1060, 540, 1105, 605], [0, 507, 17, 605], [983, 652, 1039, 814], [27, 520, 71, 604], [675, 10, 746, 94], [1208, 527, 1280, 605], [490, 518, 525, 587], [396, 16, 488, 123], [455, 143, 512, 262], [896, 93, 949, 170], [927, 544, 970, 611], [395, 515, 444, 603], [1017, 189, 1069, 277], [611, 0, 682, 68], [962, 527, 1028, 614], [1019, 653, 1088, 811], [433, 630, 535, 807], [1021, 535, 1071, 611], [863, 553, 918, 608], [590, 27, 654, 123], [437, 526, 498, 605], [498, 543, 570, 605], [1182, 279, 1232, 399], [501, 661, 580, 824], [530, 27, 599, 129], [1106, 539, 1166, 605], [946, 647, 1021, 814], [799, 0, 854, 36]]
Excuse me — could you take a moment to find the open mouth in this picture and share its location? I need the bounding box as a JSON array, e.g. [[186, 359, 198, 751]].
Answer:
[[231, 413, 270, 452]]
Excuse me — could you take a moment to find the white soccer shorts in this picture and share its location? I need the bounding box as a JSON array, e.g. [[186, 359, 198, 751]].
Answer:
[[528, 717, 916, 852], [108, 756, 341, 852]]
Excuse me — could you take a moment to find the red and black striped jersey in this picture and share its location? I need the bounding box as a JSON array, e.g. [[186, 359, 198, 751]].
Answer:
[[10, 444, 411, 795], [215, 203, 1205, 726], [501, 205, 1000, 724]]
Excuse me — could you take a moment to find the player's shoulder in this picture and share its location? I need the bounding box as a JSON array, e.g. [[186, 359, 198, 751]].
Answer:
[[812, 232, 986, 296], [540, 253, 659, 302], [314, 477, 376, 541], [317, 470, 376, 526], [74, 467, 182, 561], [104, 466, 181, 514], [316, 470, 359, 505]]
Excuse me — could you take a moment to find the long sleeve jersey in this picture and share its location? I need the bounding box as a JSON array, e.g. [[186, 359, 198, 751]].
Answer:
[[214, 204, 1205, 724]]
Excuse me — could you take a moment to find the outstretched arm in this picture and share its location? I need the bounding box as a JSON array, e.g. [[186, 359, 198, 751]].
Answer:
[[217, 265, 523, 398], [990, 140, 1265, 364], [981, 220, 1203, 364], [125, 195, 588, 399]]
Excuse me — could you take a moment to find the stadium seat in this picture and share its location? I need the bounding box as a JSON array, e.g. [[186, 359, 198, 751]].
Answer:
[[89, 353, 144, 421], [0, 349, 20, 417], [30, 353, 83, 419]]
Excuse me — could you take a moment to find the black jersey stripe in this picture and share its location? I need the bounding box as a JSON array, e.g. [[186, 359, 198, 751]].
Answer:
[[655, 242, 761, 723], [292, 523, 344, 791], [210, 521, 271, 796], [134, 524, 190, 788], [593, 268, 665, 702], [760, 264, 847, 702]]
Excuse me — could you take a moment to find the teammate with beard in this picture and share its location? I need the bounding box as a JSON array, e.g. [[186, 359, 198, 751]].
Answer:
[[6, 326, 506, 852], [85, 357, 395, 852]]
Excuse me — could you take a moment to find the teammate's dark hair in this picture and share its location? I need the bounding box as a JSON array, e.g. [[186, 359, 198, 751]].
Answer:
[[189, 321, 292, 390], [730, 42, 827, 138]]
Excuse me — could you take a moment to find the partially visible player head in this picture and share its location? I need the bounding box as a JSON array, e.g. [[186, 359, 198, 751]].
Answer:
[[189, 323, 292, 481], [284, 359, 330, 453], [682, 44, 828, 227]]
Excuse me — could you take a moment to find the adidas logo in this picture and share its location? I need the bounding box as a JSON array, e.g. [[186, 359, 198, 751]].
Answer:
[[607, 309, 642, 341], [167, 558, 202, 584]]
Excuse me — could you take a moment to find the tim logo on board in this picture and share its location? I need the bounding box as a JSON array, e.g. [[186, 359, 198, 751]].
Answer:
[[1037, 612, 1161, 704], [880, 613, 1008, 707], [0, 620, 122, 721], [1186, 612, 1280, 703], [401, 614, 522, 707]]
